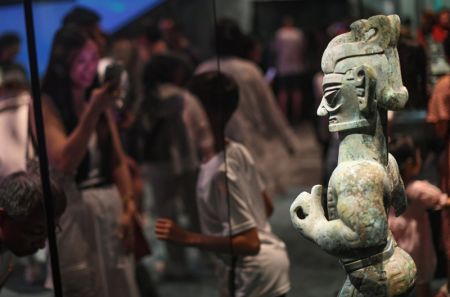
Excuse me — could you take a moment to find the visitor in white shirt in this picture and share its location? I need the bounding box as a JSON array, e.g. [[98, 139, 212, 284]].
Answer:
[[155, 71, 290, 297]]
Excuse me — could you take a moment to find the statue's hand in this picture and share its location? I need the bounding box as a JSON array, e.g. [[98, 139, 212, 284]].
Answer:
[[290, 185, 325, 240]]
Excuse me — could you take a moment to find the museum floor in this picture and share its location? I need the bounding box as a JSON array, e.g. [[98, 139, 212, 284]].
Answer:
[[0, 123, 446, 297]]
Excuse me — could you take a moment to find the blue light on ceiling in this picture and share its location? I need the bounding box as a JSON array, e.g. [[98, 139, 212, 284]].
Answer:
[[0, 0, 163, 76]]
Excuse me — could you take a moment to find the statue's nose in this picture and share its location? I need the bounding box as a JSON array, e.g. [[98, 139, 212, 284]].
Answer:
[[317, 98, 328, 117]]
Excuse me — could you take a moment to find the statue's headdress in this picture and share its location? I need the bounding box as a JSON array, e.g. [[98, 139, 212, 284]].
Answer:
[[321, 15, 408, 110]]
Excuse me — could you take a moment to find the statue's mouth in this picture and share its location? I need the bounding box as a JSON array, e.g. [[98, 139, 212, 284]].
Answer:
[[329, 116, 337, 123]]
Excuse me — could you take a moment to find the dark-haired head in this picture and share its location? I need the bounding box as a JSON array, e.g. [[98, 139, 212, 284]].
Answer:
[[63, 6, 101, 28], [0, 170, 67, 256], [142, 52, 193, 91], [282, 16, 295, 27], [214, 18, 247, 57], [420, 9, 436, 34], [389, 136, 420, 180], [146, 24, 163, 44], [63, 6, 105, 50], [0, 32, 21, 64], [188, 71, 239, 151]]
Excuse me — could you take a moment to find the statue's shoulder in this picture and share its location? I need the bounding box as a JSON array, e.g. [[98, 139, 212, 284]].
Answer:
[[331, 160, 386, 187]]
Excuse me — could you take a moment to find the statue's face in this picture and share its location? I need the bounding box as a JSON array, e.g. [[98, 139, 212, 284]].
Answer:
[[318, 69, 371, 132]]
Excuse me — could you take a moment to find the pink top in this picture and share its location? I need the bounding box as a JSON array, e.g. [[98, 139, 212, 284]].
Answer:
[[275, 27, 305, 76], [389, 180, 446, 284]]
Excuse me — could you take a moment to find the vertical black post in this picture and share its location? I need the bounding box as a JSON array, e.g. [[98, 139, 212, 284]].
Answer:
[[22, 1, 63, 296], [211, 0, 236, 296]]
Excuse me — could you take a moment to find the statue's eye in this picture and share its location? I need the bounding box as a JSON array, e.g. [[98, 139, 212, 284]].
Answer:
[[323, 83, 341, 105], [324, 89, 338, 105]]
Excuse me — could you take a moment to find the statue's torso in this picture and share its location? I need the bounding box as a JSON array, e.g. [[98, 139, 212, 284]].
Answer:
[[327, 158, 416, 296]]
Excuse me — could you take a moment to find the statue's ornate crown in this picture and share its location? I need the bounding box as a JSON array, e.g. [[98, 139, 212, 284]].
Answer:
[[321, 15, 408, 110]]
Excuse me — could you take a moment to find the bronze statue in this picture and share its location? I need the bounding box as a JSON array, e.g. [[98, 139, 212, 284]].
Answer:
[[290, 15, 416, 296]]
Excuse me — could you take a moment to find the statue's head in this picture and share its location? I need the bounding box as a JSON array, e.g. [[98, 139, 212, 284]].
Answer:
[[318, 15, 408, 132]]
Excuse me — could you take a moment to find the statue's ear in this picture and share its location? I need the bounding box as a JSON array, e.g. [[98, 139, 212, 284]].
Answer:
[[351, 65, 375, 113]]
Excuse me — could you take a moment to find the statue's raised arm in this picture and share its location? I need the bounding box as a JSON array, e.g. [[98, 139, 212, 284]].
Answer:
[[290, 15, 416, 297]]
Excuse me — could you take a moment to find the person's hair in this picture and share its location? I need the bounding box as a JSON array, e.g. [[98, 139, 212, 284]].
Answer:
[[0, 170, 67, 219], [142, 52, 193, 91], [420, 9, 436, 35], [0, 33, 20, 53], [444, 34, 450, 59], [187, 71, 239, 131], [402, 17, 412, 28], [389, 136, 417, 172], [146, 24, 163, 44], [214, 18, 247, 57], [282, 16, 295, 27], [42, 25, 90, 133], [63, 6, 101, 28], [41, 26, 111, 184]]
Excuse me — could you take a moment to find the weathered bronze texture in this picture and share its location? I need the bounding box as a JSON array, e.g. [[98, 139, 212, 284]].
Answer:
[[290, 15, 416, 296]]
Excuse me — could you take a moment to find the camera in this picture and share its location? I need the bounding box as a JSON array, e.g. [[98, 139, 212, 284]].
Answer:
[[103, 62, 127, 110]]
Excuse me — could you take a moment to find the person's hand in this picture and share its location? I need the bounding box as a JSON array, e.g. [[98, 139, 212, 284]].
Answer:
[[155, 218, 190, 246], [120, 110, 136, 129], [117, 200, 136, 253], [90, 83, 119, 113], [438, 194, 449, 209]]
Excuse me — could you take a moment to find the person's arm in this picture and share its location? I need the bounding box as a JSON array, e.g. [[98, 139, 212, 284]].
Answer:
[[262, 190, 273, 218], [155, 218, 260, 256], [105, 109, 138, 251], [434, 120, 449, 139], [407, 180, 447, 210], [106, 109, 134, 198], [36, 85, 114, 175]]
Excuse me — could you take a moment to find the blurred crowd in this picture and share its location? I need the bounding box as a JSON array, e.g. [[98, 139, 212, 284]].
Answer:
[[0, 4, 450, 297]]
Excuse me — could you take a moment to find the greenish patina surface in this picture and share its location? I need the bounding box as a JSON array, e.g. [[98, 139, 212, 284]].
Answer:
[[290, 15, 416, 296]]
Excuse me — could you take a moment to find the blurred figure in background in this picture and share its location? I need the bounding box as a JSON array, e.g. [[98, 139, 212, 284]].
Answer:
[[197, 18, 300, 194], [0, 33, 20, 65], [39, 25, 139, 297], [0, 32, 27, 88], [134, 24, 167, 66], [417, 9, 436, 49], [0, 170, 67, 290], [139, 53, 212, 280], [274, 16, 306, 124], [427, 34, 450, 297], [240, 35, 263, 66], [388, 136, 448, 297], [422, 9, 450, 87], [156, 71, 290, 297], [124, 25, 168, 159], [397, 18, 428, 109], [0, 32, 30, 180], [159, 18, 198, 66]]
